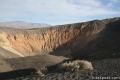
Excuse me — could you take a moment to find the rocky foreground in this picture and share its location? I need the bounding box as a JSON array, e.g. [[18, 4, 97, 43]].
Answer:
[[0, 58, 120, 80]]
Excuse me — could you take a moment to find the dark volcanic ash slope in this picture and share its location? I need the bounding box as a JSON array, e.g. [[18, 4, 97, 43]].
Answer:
[[0, 18, 120, 59], [72, 18, 120, 60]]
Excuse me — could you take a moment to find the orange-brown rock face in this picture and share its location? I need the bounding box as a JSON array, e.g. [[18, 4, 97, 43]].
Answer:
[[0, 18, 120, 57]]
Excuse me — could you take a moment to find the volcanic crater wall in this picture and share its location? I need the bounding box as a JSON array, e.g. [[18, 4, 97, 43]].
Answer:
[[0, 18, 119, 58]]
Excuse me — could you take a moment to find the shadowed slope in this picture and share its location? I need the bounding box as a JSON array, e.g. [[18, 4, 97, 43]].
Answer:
[[71, 18, 120, 60], [0, 57, 13, 72]]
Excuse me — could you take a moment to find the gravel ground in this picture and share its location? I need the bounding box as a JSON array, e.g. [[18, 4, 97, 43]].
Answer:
[[1, 58, 120, 80]]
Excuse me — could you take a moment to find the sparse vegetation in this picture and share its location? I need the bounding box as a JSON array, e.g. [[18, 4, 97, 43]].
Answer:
[[58, 60, 93, 71]]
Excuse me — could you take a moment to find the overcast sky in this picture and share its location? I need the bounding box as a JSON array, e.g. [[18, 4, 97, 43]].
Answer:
[[0, 0, 120, 25]]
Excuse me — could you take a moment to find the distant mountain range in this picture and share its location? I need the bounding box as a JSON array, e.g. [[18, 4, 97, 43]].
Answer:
[[0, 21, 49, 29]]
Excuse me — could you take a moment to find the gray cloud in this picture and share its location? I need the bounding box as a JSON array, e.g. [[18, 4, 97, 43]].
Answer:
[[0, 0, 119, 24]]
